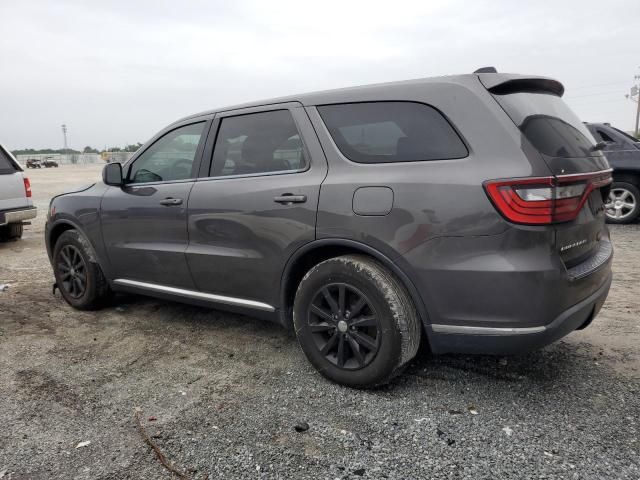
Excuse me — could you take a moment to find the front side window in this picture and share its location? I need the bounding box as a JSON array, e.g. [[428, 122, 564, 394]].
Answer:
[[211, 110, 307, 177], [597, 130, 615, 143], [317, 101, 468, 164], [128, 122, 205, 184]]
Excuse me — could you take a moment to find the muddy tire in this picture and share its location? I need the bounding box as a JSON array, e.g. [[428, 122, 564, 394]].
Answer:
[[0, 223, 23, 241], [293, 254, 421, 388], [53, 230, 111, 310]]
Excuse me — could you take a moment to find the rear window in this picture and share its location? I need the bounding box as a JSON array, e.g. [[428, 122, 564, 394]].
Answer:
[[493, 92, 598, 158], [0, 146, 18, 174], [317, 102, 468, 164]]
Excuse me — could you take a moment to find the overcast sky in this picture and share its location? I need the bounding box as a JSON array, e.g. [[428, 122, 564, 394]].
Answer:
[[1, 0, 639, 150]]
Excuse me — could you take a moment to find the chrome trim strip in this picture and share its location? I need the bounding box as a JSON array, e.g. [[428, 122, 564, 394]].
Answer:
[[113, 279, 275, 312], [431, 324, 546, 335], [1, 207, 37, 226], [555, 168, 613, 179]]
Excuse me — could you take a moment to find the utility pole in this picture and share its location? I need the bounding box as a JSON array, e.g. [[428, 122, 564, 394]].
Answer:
[[635, 75, 640, 137], [625, 73, 640, 137], [61, 124, 68, 152]]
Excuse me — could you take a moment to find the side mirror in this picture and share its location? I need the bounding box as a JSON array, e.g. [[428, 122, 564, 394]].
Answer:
[[103, 162, 123, 186]]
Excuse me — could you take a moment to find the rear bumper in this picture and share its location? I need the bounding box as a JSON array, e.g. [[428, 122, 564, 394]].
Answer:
[[401, 227, 614, 355], [427, 272, 611, 354], [0, 206, 37, 226]]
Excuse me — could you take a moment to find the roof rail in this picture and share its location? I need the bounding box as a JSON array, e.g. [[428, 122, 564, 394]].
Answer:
[[474, 66, 497, 74]]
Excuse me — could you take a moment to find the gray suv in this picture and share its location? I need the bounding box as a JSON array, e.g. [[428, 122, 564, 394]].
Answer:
[[45, 71, 614, 387]]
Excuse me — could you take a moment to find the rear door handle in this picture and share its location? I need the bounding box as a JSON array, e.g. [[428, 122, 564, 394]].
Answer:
[[274, 194, 307, 204], [159, 197, 183, 206]]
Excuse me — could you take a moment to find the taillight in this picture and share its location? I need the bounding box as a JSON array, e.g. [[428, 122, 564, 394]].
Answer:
[[24, 177, 32, 198], [484, 170, 612, 225]]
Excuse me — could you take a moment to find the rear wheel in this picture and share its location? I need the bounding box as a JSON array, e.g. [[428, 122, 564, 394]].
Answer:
[[0, 223, 23, 241], [293, 255, 421, 388], [605, 181, 640, 224], [53, 230, 111, 310]]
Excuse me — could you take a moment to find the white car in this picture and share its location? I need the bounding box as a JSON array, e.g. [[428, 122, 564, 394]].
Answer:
[[0, 144, 36, 240]]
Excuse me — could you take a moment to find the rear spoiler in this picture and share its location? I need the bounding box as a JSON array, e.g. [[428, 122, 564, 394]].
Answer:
[[477, 73, 565, 97]]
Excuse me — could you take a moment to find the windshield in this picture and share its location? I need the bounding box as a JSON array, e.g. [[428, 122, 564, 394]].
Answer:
[[493, 92, 600, 158]]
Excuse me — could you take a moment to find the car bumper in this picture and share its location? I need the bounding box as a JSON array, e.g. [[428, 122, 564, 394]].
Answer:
[[401, 228, 613, 355], [0, 206, 37, 226], [427, 272, 611, 354]]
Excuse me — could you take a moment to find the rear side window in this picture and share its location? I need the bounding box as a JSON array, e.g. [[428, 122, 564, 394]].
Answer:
[[211, 110, 307, 177], [317, 102, 468, 164], [0, 146, 18, 174], [492, 92, 597, 158]]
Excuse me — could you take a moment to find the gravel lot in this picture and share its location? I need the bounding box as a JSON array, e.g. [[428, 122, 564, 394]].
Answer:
[[1, 165, 638, 479]]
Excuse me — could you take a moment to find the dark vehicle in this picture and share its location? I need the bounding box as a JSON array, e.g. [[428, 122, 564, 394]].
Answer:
[[0, 145, 36, 241], [25, 159, 42, 169], [46, 70, 613, 387], [585, 122, 640, 223], [42, 157, 59, 168]]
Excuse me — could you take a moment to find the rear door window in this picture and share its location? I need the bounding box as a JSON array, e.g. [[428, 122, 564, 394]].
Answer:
[[0, 146, 18, 174], [210, 110, 307, 177], [317, 102, 468, 163], [492, 92, 597, 158]]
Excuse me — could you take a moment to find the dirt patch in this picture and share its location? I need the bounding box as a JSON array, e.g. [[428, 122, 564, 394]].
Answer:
[[0, 165, 638, 479]]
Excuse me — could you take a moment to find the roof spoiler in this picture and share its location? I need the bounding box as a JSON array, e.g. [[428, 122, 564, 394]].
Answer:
[[477, 73, 565, 97], [474, 66, 497, 74]]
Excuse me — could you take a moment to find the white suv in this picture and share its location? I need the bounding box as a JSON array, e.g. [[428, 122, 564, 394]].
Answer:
[[0, 144, 36, 241]]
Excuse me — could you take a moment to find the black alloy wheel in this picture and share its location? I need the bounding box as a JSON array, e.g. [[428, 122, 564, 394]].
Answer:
[[307, 283, 380, 370], [57, 244, 88, 299]]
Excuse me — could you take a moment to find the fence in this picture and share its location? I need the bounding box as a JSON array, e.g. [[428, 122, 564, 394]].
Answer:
[[15, 153, 103, 166]]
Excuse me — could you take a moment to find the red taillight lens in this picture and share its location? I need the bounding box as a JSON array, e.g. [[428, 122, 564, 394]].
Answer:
[[24, 177, 32, 198], [484, 170, 612, 225]]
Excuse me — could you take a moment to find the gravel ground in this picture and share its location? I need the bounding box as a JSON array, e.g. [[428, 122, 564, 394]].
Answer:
[[0, 165, 638, 479]]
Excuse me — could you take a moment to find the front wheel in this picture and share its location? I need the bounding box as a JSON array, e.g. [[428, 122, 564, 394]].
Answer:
[[53, 230, 111, 310], [605, 181, 640, 224], [293, 255, 421, 388]]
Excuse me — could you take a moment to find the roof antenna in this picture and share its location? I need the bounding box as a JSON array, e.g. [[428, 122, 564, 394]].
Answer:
[[474, 67, 497, 74]]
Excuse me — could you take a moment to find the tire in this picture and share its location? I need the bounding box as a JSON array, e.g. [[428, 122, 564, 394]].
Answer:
[[0, 223, 23, 241], [605, 181, 640, 224], [293, 254, 421, 388], [53, 230, 111, 310]]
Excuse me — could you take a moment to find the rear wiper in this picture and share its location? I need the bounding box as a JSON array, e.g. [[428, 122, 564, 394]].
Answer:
[[590, 141, 609, 151]]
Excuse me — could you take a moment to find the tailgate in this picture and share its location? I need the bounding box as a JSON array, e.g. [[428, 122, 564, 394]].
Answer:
[[0, 145, 31, 211], [481, 75, 612, 269]]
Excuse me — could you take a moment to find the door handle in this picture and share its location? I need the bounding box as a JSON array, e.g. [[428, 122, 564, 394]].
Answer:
[[274, 194, 307, 204], [159, 197, 183, 206]]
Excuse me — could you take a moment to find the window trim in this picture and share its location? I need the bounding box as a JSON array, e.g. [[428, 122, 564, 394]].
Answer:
[[123, 119, 210, 187], [316, 100, 469, 165], [205, 107, 311, 180]]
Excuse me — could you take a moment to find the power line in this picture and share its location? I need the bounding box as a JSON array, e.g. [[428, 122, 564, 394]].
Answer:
[[566, 81, 629, 90], [565, 90, 626, 99], [566, 97, 630, 106]]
